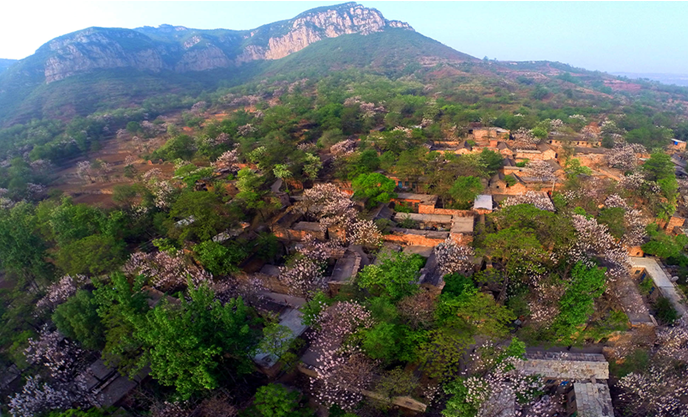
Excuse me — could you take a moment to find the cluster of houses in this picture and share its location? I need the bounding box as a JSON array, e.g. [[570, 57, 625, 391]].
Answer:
[[16, 124, 687, 415]]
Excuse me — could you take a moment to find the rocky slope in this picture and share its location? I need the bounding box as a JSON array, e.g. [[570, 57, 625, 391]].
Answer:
[[31, 2, 413, 84], [0, 2, 471, 125]]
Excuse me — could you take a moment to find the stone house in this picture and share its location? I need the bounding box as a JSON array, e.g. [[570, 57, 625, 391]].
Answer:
[[514, 144, 557, 161], [516, 351, 613, 417], [271, 209, 326, 242], [572, 147, 608, 168], [393, 212, 453, 230], [497, 141, 514, 158], [470, 127, 510, 141], [488, 172, 528, 195], [392, 193, 439, 213]]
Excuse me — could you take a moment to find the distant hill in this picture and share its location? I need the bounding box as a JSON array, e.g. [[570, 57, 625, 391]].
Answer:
[[0, 2, 684, 128], [612, 72, 688, 87], [0, 59, 16, 73], [0, 2, 425, 125]]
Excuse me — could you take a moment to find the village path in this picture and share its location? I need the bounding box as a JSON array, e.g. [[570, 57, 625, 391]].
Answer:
[[630, 257, 687, 317]]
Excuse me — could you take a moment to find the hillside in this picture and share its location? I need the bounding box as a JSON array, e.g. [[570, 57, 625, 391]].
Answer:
[[0, 2, 416, 125], [0, 59, 16, 73]]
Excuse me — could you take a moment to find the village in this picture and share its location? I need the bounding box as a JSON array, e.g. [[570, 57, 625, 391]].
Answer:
[[4, 116, 688, 416]]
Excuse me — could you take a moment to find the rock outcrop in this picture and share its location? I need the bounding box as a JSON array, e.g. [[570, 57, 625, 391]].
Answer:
[[39, 2, 413, 83], [43, 29, 165, 83]]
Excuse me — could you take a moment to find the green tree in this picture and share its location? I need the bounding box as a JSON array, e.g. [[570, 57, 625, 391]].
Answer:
[[642, 224, 688, 259], [479, 227, 547, 276], [449, 176, 483, 209], [256, 323, 293, 362], [551, 262, 606, 340], [93, 273, 149, 376], [56, 234, 126, 276], [152, 134, 195, 161], [564, 158, 592, 179], [273, 164, 294, 191], [126, 121, 141, 134], [442, 378, 479, 417], [478, 149, 504, 175], [235, 168, 270, 211], [167, 191, 234, 243], [302, 153, 322, 179], [245, 383, 313, 417], [193, 240, 247, 276], [351, 172, 397, 207], [0, 202, 53, 286], [48, 198, 106, 246], [136, 283, 255, 399], [597, 207, 627, 239], [357, 251, 425, 301], [53, 290, 104, 350], [361, 322, 414, 364]]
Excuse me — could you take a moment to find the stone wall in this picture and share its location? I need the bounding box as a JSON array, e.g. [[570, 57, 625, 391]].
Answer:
[[384, 228, 448, 247]]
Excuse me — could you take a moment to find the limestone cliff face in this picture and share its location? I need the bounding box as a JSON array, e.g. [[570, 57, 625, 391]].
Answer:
[[44, 29, 164, 83], [175, 44, 232, 72], [39, 2, 413, 83], [237, 3, 413, 62]]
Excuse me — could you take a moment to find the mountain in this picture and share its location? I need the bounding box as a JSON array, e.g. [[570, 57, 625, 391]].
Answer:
[[0, 2, 441, 125], [0, 59, 16, 73]]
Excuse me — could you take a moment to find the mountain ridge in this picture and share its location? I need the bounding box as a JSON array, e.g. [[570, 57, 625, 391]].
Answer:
[[0, 2, 441, 125]]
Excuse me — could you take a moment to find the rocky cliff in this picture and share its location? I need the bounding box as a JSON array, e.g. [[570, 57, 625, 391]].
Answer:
[[38, 2, 413, 84]]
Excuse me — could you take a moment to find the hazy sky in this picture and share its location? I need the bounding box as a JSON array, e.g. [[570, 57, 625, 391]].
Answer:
[[3, 1, 688, 74]]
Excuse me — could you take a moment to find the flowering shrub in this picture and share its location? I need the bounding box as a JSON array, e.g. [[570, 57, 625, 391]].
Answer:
[[308, 301, 375, 410], [608, 145, 638, 171], [36, 274, 88, 312], [570, 214, 629, 279], [124, 250, 212, 291], [442, 340, 561, 417], [502, 192, 555, 212], [434, 238, 474, 276], [330, 139, 356, 157], [526, 160, 555, 182], [212, 149, 239, 171], [296, 184, 382, 248], [8, 376, 74, 417]]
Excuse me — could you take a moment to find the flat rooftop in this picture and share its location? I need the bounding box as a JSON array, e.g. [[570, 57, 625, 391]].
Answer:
[[451, 216, 475, 234], [292, 221, 323, 232], [394, 193, 438, 205], [473, 194, 493, 211], [574, 383, 614, 417], [518, 351, 609, 380], [394, 212, 453, 224]]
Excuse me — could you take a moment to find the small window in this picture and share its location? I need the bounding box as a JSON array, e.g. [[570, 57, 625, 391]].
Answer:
[[404, 181, 410, 187]]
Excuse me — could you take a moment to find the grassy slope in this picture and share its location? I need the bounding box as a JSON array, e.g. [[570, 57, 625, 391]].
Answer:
[[262, 29, 476, 78]]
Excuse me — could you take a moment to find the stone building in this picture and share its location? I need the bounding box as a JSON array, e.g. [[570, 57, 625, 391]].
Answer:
[[470, 126, 510, 140], [516, 351, 613, 417]]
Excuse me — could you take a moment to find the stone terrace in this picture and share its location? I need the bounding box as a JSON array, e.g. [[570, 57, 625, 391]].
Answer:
[[572, 382, 614, 417], [518, 351, 609, 380], [631, 257, 688, 317]]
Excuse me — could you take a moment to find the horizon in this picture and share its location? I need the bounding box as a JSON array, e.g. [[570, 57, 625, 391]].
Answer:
[[2, 1, 688, 78]]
